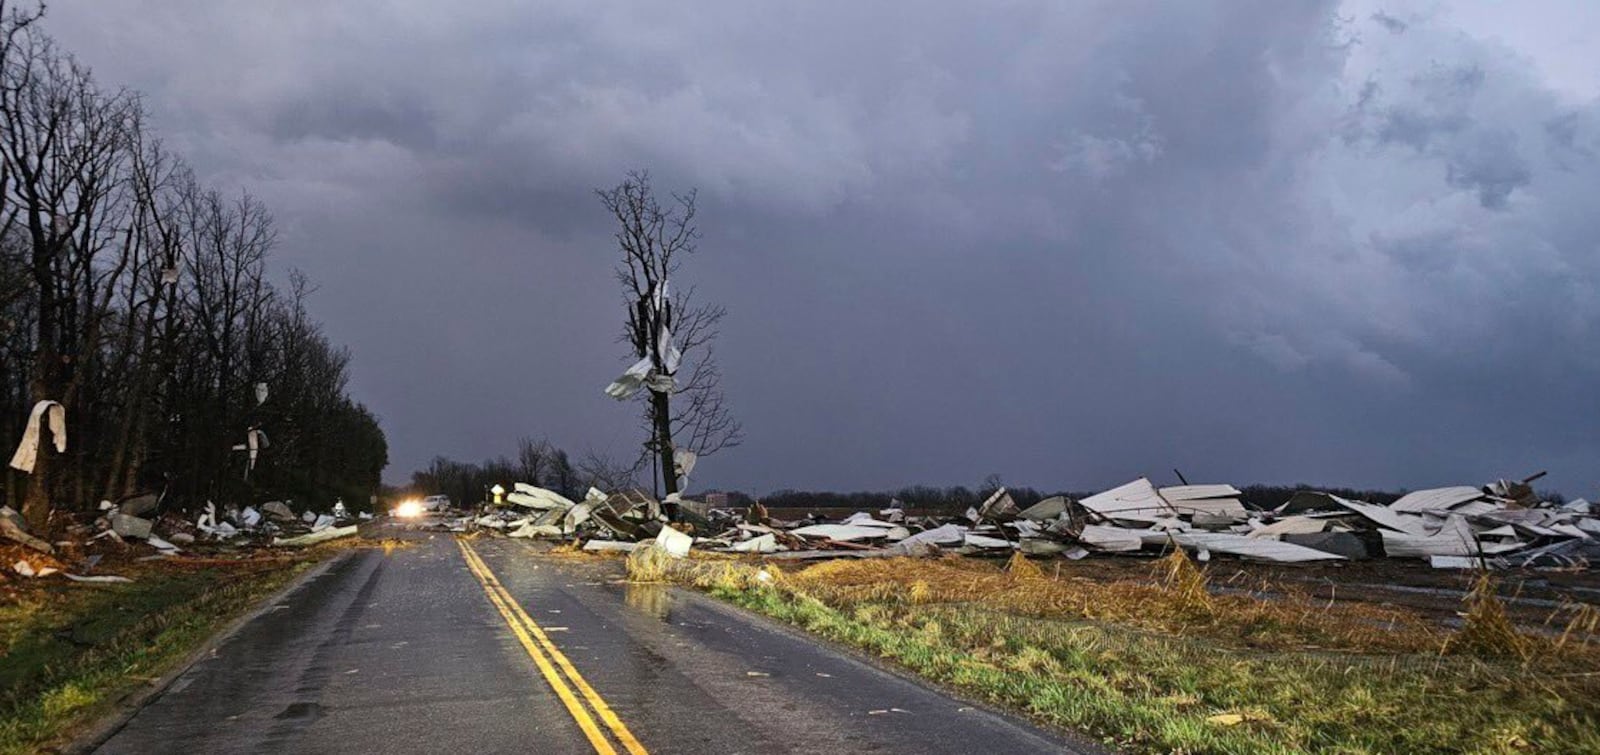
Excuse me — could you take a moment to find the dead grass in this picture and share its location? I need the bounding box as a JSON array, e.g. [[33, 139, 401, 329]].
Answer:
[[778, 555, 1461, 656], [638, 550, 1600, 753], [1004, 551, 1046, 580], [1156, 547, 1212, 618], [625, 543, 780, 591], [1448, 572, 1532, 660], [1552, 600, 1600, 652], [624, 543, 675, 582]]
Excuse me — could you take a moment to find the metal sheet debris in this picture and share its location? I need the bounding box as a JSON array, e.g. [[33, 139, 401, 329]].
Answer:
[[656, 526, 692, 558], [731, 533, 779, 553], [448, 471, 1600, 573], [1389, 487, 1485, 514], [273, 525, 359, 547], [963, 533, 1014, 550], [507, 484, 578, 511], [1019, 496, 1068, 521], [13, 559, 59, 578], [1159, 485, 1247, 518], [8, 400, 66, 473], [792, 524, 901, 542], [1172, 533, 1346, 562], [1246, 516, 1328, 539], [1282, 532, 1370, 560], [110, 514, 154, 540], [1079, 525, 1144, 552], [2, 506, 53, 553], [1078, 478, 1172, 524], [1380, 516, 1500, 558]]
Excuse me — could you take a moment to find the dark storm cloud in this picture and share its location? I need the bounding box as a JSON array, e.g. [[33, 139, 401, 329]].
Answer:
[[42, 0, 1600, 496], [1371, 11, 1409, 34]]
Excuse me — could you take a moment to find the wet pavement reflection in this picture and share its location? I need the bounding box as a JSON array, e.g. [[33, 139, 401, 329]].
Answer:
[[623, 582, 673, 621]]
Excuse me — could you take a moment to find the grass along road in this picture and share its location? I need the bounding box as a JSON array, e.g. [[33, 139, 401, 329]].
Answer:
[[0, 553, 321, 755], [626, 546, 1600, 754]]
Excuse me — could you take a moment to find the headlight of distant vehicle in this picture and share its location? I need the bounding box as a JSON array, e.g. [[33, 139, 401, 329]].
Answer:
[[393, 500, 425, 518]]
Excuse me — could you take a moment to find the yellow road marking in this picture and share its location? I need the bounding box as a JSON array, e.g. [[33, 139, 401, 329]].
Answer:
[[457, 538, 649, 755], [461, 542, 650, 755], [456, 538, 618, 755]]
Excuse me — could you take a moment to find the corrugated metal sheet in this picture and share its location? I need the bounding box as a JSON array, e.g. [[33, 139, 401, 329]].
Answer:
[[1079, 478, 1172, 524], [1078, 524, 1144, 551], [1159, 485, 1243, 501], [1246, 516, 1328, 539], [1173, 533, 1347, 562], [1389, 486, 1484, 513], [1380, 516, 1523, 558]]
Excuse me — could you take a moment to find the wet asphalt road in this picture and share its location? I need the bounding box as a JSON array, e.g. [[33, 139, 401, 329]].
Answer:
[[95, 529, 1088, 754]]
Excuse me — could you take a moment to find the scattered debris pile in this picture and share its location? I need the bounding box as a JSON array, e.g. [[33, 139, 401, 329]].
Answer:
[[3, 495, 369, 584], [479, 473, 1599, 568]]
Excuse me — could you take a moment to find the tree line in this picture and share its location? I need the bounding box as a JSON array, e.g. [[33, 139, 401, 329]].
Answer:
[[406, 438, 639, 509], [757, 483, 1065, 513], [1, 3, 386, 527]]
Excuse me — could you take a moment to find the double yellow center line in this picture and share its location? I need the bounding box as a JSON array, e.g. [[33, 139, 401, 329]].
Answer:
[[456, 538, 648, 755]]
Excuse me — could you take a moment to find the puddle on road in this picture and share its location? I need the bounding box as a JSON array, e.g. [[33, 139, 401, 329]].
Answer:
[[624, 583, 674, 622]]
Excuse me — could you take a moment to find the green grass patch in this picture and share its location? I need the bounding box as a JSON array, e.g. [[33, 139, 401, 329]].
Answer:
[[0, 560, 312, 755], [666, 554, 1600, 754]]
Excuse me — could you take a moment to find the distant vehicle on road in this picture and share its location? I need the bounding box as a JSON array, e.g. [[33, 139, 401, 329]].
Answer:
[[391, 494, 453, 518]]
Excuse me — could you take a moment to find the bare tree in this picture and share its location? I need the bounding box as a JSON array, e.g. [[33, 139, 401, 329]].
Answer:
[[0, 5, 388, 523], [1, 9, 143, 524], [576, 446, 641, 494], [596, 171, 740, 512]]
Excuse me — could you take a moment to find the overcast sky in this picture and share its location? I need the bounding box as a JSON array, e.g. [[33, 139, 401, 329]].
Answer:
[[45, 1, 1600, 497]]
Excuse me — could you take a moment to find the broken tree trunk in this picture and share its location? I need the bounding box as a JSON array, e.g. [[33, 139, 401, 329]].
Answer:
[[652, 389, 680, 519]]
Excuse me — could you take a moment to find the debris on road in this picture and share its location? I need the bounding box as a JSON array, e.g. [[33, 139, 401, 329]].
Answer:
[[274, 525, 360, 547]]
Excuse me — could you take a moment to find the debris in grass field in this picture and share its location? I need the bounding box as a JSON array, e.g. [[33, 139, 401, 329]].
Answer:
[[1078, 478, 1172, 524], [1283, 532, 1369, 560], [110, 513, 154, 540], [2, 506, 54, 553], [451, 471, 1600, 571], [13, 558, 57, 577], [1390, 486, 1491, 514], [656, 525, 693, 558], [3, 485, 379, 572], [1169, 533, 1346, 562], [62, 572, 134, 583], [117, 493, 161, 518], [1079, 524, 1144, 552], [1160, 484, 1247, 519]]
